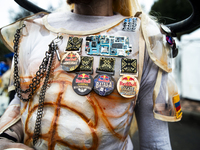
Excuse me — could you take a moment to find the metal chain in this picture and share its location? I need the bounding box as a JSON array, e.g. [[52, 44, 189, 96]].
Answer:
[[33, 42, 56, 145], [13, 24, 51, 102], [47, 51, 56, 89], [13, 24, 59, 145]]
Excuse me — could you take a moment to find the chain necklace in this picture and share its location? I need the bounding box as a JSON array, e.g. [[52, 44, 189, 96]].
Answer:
[[13, 24, 60, 145], [14, 24, 52, 102], [32, 42, 56, 145]]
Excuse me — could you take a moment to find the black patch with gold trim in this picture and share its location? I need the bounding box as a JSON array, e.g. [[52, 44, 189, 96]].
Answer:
[[66, 36, 83, 51], [76, 56, 93, 72], [121, 58, 137, 73]]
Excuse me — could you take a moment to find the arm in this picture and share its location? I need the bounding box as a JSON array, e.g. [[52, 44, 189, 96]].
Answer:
[[0, 95, 34, 150], [0, 120, 34, 150], [135, 49, 172, 150]]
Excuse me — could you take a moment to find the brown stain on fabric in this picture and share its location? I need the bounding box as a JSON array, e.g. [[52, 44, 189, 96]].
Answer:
[[21, 67, 134, 149]]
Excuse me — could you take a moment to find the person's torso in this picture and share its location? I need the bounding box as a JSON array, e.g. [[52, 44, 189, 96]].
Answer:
[[18, 12, 141, 150]]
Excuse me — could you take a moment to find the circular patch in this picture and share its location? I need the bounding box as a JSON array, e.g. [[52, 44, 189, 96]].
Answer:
[[93, 74, 115, 96], [61, 52, 81, 72], [117, 75, 139, 98], [72, 73, 94, 96]]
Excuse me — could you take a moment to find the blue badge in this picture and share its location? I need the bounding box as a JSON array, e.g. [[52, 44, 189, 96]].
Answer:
[[93, 74, 115, 96]]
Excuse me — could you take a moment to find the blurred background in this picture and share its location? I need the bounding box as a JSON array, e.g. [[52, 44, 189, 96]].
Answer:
[[0, 0, 199, 149]]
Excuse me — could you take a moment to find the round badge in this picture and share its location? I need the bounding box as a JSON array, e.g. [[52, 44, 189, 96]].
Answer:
[[117, 75, 139, 98], [61, 52, 81, 72], [93, 74, 115, 96], [72, 73, 94, 96]]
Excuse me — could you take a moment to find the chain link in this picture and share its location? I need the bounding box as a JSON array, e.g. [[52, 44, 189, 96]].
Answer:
[[13, 24, 58, 145], [33, 42, 56, 145], [13, 24, 52, 102]]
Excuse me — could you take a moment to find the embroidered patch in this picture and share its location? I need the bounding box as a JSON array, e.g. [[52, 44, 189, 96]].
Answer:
[[121, 58, 137, 73], [76, 56, 93, 72], [173, 94, 182, 119], [98, 57, 115, 72], [66, 36, 83, 51]]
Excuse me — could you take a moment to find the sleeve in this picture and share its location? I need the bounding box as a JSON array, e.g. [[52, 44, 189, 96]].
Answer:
[[0, 94, 23, 143], [0, 119, 24, 143], [135, 48, 172, 150], [0, 12, 49, 92], [140, 14, 182, 122]]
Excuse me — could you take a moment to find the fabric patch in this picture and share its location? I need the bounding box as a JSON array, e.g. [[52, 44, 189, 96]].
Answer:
[[76, 56, 93, 72], [66, 36, 83, 51], [121, 58, 137, 73], [173, 95, 182, 119], [98, 57, 115, 72]]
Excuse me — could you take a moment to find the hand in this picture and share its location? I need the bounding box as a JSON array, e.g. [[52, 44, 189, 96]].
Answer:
[[0, 138, 34, 150]]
